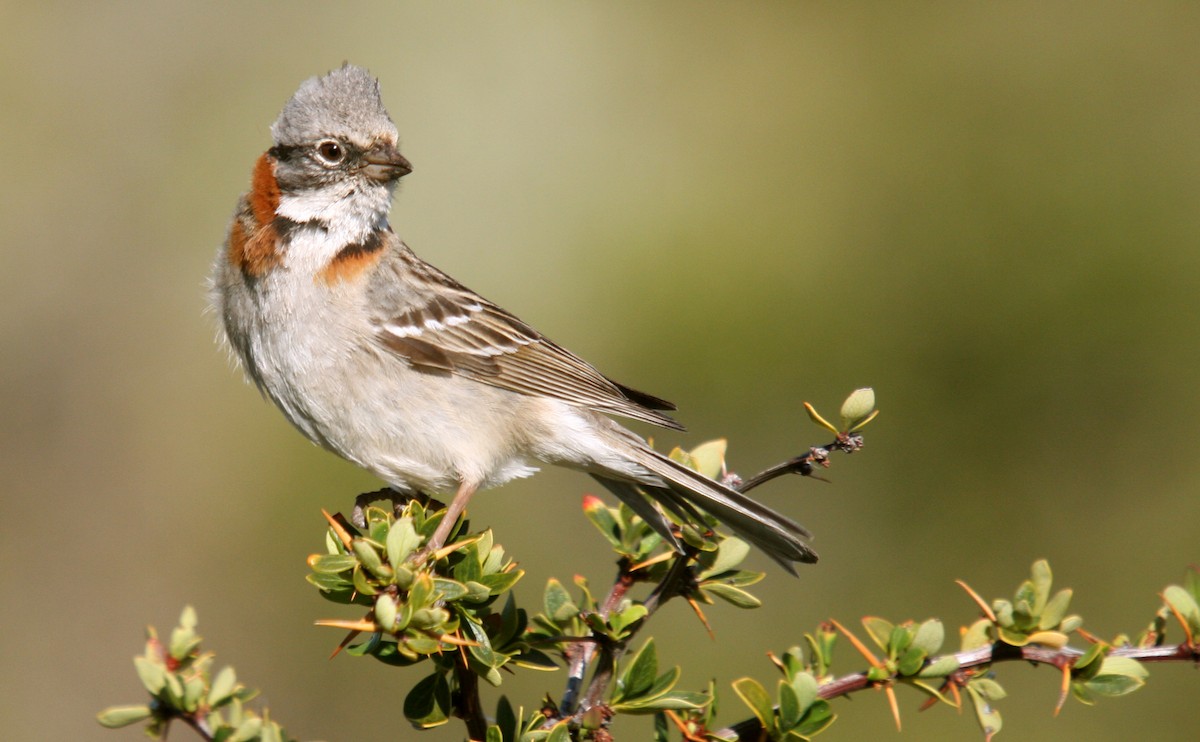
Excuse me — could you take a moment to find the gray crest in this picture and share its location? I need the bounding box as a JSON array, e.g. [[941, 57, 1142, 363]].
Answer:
[[271, 64, 398, 147]]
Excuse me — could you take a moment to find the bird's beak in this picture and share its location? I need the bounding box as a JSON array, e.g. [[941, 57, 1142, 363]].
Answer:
[[362, 141, 412, 182]]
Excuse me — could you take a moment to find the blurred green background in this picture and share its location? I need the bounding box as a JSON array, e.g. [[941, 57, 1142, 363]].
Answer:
[[4, 2, 1199, 740]]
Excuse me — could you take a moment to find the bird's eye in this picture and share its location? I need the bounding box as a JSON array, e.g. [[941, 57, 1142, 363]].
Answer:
[[315, 140, 346, 166]]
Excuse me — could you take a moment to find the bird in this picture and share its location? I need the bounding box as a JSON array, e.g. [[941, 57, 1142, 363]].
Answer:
[[210, 65, 816, 573]]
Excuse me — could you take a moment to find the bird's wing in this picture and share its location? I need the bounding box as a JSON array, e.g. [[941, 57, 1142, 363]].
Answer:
[[367, 238, 683, 430]]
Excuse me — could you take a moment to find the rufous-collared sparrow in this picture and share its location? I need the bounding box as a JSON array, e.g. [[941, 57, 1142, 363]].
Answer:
[[210, 65, 815, 572]]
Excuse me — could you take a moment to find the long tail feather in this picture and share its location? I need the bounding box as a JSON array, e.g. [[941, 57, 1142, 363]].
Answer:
[[598, 446, 818, 575]]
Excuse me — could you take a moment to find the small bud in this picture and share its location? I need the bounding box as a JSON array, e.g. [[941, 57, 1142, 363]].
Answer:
[[374, 594, 399, 632], [96, 705, 153, 729], [840, 388, 876, 430]]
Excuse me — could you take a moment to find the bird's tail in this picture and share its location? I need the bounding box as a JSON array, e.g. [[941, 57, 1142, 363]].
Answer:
[[593, 445, 816, 575]]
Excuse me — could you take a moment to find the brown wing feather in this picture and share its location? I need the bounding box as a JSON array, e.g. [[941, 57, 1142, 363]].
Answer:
[[368, 239, 684, 431]]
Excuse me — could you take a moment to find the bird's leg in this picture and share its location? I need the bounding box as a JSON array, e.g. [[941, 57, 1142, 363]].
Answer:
[[424, 480, 478, 553]]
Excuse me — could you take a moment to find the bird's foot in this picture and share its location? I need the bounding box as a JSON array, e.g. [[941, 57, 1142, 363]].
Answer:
[[351, 487, 426, 528]]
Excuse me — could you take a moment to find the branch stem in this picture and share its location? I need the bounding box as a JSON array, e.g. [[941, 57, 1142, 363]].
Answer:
[[454, 651, 488, 742], [716, 640, 1200, 739], [737, 434, 863, 493]]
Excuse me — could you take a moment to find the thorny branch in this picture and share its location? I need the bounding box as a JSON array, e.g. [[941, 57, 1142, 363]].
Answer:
[[716, 640, 1200, 740], [551, 435, 866, 728], [734, 433, 865, 493]]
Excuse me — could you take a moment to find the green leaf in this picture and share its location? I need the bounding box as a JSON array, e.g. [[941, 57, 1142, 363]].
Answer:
[[324, 529, 344, 555], [409, 606, 450, 631], [1060, 615, 1084, 633], [583, 494, 623, 549], [731, 677, 774, 731], [133, 656, 166, 694], [208, 666, 238, 707], [687, 439, 728, 479], [352, 538, 387, 579], [168, 624, 200, 663], [543, 579, 578, 624], [1030, 559, 1053, 615], [454, 546, 484, 584], [512, 648, 558, 671], [494, 695, 517, 742], [1039, 589, 1073, 630], [1073, 643, 1107, 679], [1026, 630, 1070, 649], [970, 677, 1007, 702], [481, 548, 506, 578], [639, 666, 682, 702], [839, 387, 876, 430], [805, 627, 837, 678], [464, 617, 502, 672], [374, 594, 398, 632], [232, 717, 263, 741], [432, 578, 470, 602], [702, 582, 762, 609], [795, 699, 836, 737], [179, 605, 197, 630], [96, 705, 152, 729], [804, 402, 840, 435], [479, 570, 524, 596], [616, 689, 707, 713], [306, 571, 352, 594], [584, 612, 608, 636], [862, 617, 893, 653], [410, 572, 434, 607], [698, 537, 750, 579], [889, 624, 913, 657], [618, 639, 659, 700], [1164, 585, 1200, 630], [909, 679, 958, 707], [918, 655, 960, 678], [992, 599, 1014, 628], [351, 564, 379, 596], [309, 554, 358, 574], [897, 646, 927, 676], [387, 517, 421, 566], [961, 618, 991, 650], [997, 626, 1033, 647], [1084, 657, 1148, 698], [613, 666, 702, 713], [669, 446, 694, 468], [789, 671, 818, 717], [609, 604, 648, 637], [463, 581, 492, 603], [545, 722, 571, 742], [403, 672, 451, 728], [367, 515, 390, 544], [966, 684, 1002, 738], [911, 619, 944, 655], [654, 711, 670, 742], [718, 569, 766, 588], [572, 575, 596, 611], [1184, 566, 1200, 601], [162, 671, 184, 706], [182, 672, 206, 711], [778, 679, 801, 731]]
